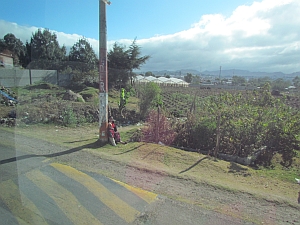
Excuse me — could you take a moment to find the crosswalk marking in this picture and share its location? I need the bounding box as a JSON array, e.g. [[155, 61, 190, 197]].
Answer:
[[26, 170, 103, 225], [0, 179, 48, 225], [51, 163, 140, 223], [110, 178, 157, 204]]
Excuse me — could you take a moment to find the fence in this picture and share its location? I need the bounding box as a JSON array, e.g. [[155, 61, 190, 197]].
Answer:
[[0, 68, 72, 88]]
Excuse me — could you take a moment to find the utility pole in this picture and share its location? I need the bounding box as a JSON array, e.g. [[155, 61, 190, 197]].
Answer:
[[99, 0, 111, 143], [219, 66, 222, 83]]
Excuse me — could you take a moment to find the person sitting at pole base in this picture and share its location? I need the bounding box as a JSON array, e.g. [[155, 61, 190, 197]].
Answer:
[[108, 116, 127, 145], [108, 122, 116, 146]]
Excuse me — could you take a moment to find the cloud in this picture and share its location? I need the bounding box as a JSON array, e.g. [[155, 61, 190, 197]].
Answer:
[[0, 20, 99, 55], [1, 0, 300, 74], [133, 0, 300, 73]]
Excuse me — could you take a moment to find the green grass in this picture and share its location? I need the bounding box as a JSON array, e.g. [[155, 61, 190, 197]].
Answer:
[[108, 88, 139, 111]]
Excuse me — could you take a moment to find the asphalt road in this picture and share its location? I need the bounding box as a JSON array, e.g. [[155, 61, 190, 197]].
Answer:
[[0, 132, 157, 225], [0, 129, 256, 225]]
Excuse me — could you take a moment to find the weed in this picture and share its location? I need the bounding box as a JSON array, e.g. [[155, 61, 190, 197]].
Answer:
[[62, 106, 77, 127]]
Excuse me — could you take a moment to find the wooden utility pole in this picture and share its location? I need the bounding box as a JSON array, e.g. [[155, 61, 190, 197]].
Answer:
[[99, 0, 111, 143]]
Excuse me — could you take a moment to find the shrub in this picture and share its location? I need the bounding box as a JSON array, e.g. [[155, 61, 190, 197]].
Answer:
[[141, 109, 176, 146], [138, 82, 162, 120], [173, 84, 300, 167], [62, 106, 77, 126]]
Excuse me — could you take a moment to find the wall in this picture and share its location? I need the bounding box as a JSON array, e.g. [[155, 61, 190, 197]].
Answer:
[[0, 54, 14, 69], [0, 68, 72, 87]]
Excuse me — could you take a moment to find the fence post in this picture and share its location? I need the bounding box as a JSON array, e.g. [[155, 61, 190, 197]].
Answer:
[[156, 105, 160, 143], [57, 71, 59, 86], [14, 68, 17, 87], [29, 69, 32, 85]]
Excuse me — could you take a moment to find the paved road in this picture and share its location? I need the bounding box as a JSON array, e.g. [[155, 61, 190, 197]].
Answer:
[[0, 139, 157, 225]]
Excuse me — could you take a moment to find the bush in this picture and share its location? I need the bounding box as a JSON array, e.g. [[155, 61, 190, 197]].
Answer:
[[62, 106, 77, 126], [138, 82, 162, 120], [142, 109, 176, 146], [173, 84, 300, 167]]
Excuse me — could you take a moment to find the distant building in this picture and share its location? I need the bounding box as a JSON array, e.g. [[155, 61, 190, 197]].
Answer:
[[0, 53, 14, 69]]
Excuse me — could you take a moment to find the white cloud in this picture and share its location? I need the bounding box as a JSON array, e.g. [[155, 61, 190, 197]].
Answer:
[[134, 0, 300, 73], [1, 0, 300, 74], [0, 20, 100, 55]]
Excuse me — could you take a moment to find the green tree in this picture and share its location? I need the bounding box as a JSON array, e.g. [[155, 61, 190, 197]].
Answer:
[[68, 37, 98, 72], [184, 73, 193, 83], [0, 33, 25, 66], [192, 75, 200, 84], [232, 76, 246, 85], [271, 78, 291, 91], [138, 82, 162, 119], [145, 71, 153, 77], [20, 41, 32, 68], [29, 29, 66, 69], [108, 39, 150, 88], [249, 76, 271, 87], [107, 42, 130, 88], [292, 76, 300, 87], [128, 39, 150, 85]]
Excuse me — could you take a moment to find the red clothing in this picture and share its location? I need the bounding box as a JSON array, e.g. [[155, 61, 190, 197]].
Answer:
[[108, 122, 115, 138]]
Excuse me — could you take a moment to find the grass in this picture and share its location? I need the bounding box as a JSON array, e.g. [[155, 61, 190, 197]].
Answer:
[[108, 88, 139, 111], [2, 123, 300, 208]]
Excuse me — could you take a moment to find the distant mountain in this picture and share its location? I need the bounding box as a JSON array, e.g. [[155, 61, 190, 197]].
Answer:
[[138, 69, 300, 79]]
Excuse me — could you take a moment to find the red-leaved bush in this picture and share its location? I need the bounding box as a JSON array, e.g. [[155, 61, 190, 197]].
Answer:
[[141, 109, 177, 146]]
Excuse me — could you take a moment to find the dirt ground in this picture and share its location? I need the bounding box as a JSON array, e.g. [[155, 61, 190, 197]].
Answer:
[[4, 126, 299, 225]]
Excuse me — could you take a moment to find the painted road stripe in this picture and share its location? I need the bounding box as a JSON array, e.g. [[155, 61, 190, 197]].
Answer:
[[51, 163, 140, 223], [110, 178, 157, 204], [26, 170, 103, 225], [0, 179, 48, 225]]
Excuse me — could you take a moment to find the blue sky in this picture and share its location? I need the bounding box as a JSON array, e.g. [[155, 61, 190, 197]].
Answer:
[[0, 0, 250, 40], [1, 0, 300, 73]]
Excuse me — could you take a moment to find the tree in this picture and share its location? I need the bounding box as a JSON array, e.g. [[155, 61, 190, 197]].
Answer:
[[0, 33, 25, 66], [68, 37, 98, 72], [293, 76, 300, 87], [192, 75, 200, 84], [249, 76, 271, 87], [107, 42, 130, 88], [271, 78, 291, 91], [20, 41, 32, 68], [184, 73, 193, 83], [232, 76, 246, 85], [138, 82, 162, 119], [29, 29, 66, 69], [108, 39, 150, 88], [128, 39, 150, 85], [145, 71, 153, 77]]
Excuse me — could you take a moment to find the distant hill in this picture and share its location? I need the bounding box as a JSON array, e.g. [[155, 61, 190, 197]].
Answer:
[[137, 69, 300, 79]]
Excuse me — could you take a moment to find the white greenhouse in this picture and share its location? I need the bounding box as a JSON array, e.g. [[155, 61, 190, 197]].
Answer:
[[134, 75, 189, 87]]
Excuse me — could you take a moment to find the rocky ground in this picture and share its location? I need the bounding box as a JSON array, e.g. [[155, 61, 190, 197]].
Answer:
[[0, 84, 139, 127]]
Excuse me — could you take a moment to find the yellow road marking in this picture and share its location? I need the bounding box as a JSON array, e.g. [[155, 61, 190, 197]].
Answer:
[[51, 163, 140, 223], [110, 178, 157, 204], [42, 158, 51, 163], [26, 170, 102, 225], [0, 179, 48, 225]]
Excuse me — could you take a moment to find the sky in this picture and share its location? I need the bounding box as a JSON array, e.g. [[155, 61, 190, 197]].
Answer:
[[0, 0, 299, 74]]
